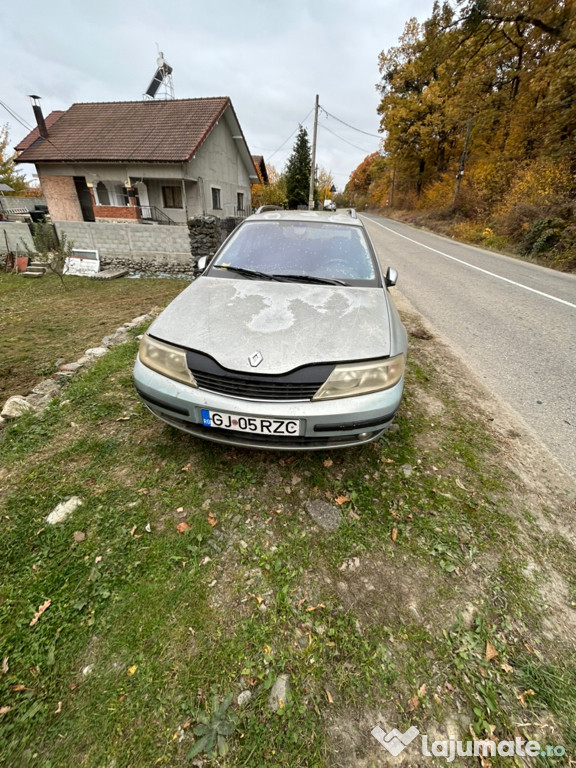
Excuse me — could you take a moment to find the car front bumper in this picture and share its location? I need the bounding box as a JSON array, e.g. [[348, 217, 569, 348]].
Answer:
[[133, 357, 403, 450]]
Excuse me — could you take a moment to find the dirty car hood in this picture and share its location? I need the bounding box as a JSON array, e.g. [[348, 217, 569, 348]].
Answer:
[[148, 277, 392, 374]]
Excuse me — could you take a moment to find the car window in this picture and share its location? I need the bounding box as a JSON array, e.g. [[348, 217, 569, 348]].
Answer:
[[211, 221, 378, 283]]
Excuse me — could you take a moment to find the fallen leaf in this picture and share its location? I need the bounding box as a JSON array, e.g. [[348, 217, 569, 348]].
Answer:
[[382, 457, 395, 464], [500, 663, 514, 674], [145, 522, 152, 533], [391, 527, 398, 542], [0, 706, 12, 716], [326, 689, 334, 704], [136, 488, 149, 495], [455, 477, 470, 491], [323, 459, 333, 467], [207, 512, 218, 527], [517, 689, 535, 708], [335, 496, 350, 505], [30, 599, 51, 627], [176, 506, 184, 513], [1, 658, 8, 675], [73, 531, 86, 543], [181, 463, 191, 472], [407, 693, 420, 712], [486, 641, 498, 662], [305, 603, 325, 612], [115, 416, 130, 421], [94, 556, 102, 564], [251, 594, 264, 605], [55, 701, 62, 714], [433, 693, 442, 704], [130, 525, 137, 537], [128, 665, 138, 676], [349, 509, 360, 520], [176, 522, 191, 534], [10, 684, 25, 692]]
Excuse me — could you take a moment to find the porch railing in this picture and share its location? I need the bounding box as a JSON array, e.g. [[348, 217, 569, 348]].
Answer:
[[139, 205, 176, 225]]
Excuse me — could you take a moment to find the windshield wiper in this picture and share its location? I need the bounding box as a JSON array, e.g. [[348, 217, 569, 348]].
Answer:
[[271, 273, 349, 286], [214, 265, 281, 281]]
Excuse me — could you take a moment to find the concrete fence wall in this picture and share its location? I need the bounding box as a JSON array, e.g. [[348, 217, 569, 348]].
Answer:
[[54, 217, 243, 275], [1, 217, 243, 275], [0, 222, 35, 253], [54, 221, 194, 275]]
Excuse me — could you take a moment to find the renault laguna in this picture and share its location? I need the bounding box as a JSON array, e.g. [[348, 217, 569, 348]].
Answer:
[[133, 209, 407, 450]]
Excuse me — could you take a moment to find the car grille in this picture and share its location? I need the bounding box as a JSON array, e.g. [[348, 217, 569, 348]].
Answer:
[[186, 350, 333, 402]]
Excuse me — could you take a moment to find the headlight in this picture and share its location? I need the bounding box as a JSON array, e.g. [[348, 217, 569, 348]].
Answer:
[[138, 335, 197, 387], [313, 354, 405, 400]]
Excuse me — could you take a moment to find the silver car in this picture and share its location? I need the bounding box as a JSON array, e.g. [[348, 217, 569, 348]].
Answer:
[[133, 209, 407, 450]]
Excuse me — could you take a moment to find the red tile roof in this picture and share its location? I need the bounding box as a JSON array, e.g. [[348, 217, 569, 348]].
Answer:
[[15, 98, 231, 164], [15, 111, 65, 152]]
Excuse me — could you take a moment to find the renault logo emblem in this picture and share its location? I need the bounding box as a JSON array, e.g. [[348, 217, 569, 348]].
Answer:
[[248, 351, 263, 368]]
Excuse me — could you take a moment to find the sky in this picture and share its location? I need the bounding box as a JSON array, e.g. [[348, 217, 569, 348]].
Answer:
[[1, 0, 434, 191]]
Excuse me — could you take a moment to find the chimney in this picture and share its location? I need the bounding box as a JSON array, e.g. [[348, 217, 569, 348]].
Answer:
[[29, 95, 48, 139]]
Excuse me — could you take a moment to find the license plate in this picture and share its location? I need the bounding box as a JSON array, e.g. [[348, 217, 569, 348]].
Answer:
[[201, 409, 301, 436]]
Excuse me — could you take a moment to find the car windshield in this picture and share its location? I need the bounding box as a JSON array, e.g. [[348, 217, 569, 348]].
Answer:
[[210, 221, 377, 284]]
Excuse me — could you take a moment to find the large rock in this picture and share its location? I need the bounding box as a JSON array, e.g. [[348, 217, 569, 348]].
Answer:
[[305, 500, 343, 531], [268, 674, 290, 711], [1, 396, 33, 420], [84, 347, 108, 359]]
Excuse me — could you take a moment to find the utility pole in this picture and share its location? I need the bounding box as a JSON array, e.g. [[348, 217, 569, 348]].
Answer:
[[308, 94, 319, 210], [453, 117, 473, 205]]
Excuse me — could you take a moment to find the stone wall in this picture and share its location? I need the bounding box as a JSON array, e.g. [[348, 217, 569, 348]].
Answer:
[[54, 221, 193, 274], [0, 221, 35, 253], [187, 216, 242, 270]]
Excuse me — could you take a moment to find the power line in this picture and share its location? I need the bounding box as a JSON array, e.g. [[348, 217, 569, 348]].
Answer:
[[319, 105, 383, 139], [318, 122, 377, 154], [0, 100, 35, 133], [267, 108, 314, 162]]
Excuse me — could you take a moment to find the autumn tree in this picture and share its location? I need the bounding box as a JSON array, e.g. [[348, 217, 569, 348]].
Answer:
[[284, 127, 312, 209], [251, 165, 287, 209], [316, 167, 335, 204], [369, 0, 575, 264], [0, 125, 27, 194]]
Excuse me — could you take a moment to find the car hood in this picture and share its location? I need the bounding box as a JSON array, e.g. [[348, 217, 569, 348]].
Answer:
[[148, 276, 392, 374]]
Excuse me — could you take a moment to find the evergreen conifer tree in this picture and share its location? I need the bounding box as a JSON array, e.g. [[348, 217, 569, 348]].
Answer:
[[284, 127, 312, 209]]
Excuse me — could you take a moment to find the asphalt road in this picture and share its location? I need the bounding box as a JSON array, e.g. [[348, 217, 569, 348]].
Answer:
[[362, 213, 576, 481]]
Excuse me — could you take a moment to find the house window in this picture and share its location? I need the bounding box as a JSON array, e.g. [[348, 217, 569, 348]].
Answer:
[[211, 188, 222, 210], [237, 192, 244, 213], [96, 182, 110, 206], [162, 186, 183, 209]]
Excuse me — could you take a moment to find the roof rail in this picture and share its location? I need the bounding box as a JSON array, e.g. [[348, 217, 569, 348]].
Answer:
[[255, 205, 284, 214], [336, 208, 357, 218]]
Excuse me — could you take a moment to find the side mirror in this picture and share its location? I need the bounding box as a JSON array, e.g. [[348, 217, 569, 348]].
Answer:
[[385, 267, 398, 287], [197, 256, 207, 272]]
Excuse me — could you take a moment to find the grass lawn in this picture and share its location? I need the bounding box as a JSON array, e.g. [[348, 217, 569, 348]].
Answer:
[[0, 272, 189, 400], [1, 285, 575, 767]]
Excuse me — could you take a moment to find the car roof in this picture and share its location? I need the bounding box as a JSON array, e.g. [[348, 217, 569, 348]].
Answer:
[[247, 209, 363, 227]]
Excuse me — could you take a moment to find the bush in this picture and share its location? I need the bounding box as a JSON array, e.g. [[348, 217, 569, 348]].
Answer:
[[519, 218, 565, 257]]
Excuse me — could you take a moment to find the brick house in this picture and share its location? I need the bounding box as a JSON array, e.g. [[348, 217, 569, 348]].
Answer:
[[15, 98, 258, 224]]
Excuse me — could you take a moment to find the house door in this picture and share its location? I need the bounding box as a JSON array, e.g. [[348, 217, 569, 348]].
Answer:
[[73, 177, 95, 222]]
